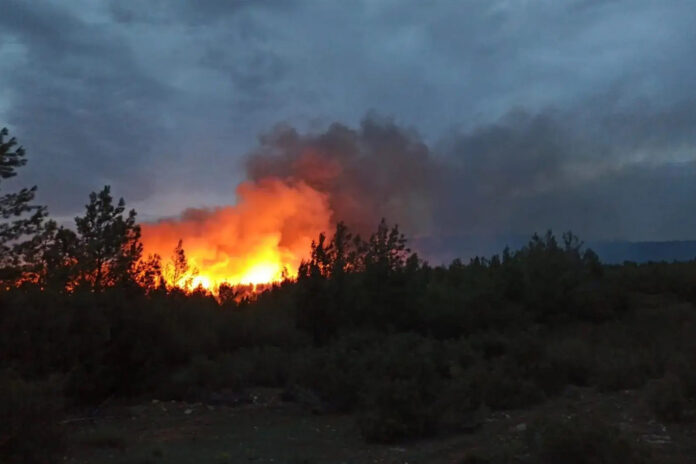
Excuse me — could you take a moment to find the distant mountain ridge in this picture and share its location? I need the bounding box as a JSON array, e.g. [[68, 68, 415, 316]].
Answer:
[[588, 240, 696, 264], [413, 235, 696, 265]]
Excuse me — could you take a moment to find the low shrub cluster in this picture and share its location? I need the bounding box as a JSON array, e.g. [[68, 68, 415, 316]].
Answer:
[[528, 415, 652, 464], [1, 222, 695, 450], [643, 374, 689, 423], [0, 370, 65, 464], [4, 126, 696, 462]]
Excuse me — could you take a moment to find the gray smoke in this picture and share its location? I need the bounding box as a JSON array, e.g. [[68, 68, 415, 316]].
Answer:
[[244, 99, 696, 251], [246, 116, 438, 237]]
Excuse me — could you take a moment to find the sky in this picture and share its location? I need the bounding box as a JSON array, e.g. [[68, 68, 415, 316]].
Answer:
[[1, 0, 695, 244]]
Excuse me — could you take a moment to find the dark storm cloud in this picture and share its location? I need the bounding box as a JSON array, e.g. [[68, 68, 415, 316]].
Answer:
[[108, 0, 293, 25], [246, 115, 436, 236], [240, 97, 696, 248], [436, 98, 696, 241], [1, 0, 695, 243], [0, 0, 172, 211]]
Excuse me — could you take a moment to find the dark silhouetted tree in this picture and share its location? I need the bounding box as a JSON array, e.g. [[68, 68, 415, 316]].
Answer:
[[134, 253, 164, 293], [21, 219, 79, 290], [164, 239, 197, 290], [297, 232, 334, 344], [0, 128, 47, 283], [217, 283, 239, 309], [73, 186, 142, 290], [364, 218, 409, 274]]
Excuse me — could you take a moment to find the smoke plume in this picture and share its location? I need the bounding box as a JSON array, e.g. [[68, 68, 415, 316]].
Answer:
[[245, 116, 437, 237], [140, 98, 696, 287]]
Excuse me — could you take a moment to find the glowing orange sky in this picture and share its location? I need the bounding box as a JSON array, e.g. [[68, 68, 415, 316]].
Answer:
[[140, 178, 332, 291]]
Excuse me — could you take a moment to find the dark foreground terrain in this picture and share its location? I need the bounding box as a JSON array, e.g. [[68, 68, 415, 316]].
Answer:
[[2, 166, 696, 463], [65, 386, 695, 464]]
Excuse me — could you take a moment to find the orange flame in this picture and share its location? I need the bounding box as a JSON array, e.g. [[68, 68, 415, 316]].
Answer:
[[140, 178, 332, 292]]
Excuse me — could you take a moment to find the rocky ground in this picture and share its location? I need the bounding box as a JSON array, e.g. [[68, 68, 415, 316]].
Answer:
[[61, 386, 696, 464]]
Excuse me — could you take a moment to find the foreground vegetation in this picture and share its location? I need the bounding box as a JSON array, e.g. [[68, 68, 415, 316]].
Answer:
[[2, 127, 696, 462]]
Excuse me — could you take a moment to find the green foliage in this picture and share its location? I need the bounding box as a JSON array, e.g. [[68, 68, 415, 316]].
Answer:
[[356, 334, 445, 442], [74, 186, 142, 290], [593, 348, 655, 392], [643, 374, 688, 422], [0, 128, 48, 282], [21, 220, 79, 290], [76, 425, 128, 450], [528, 415, 652, 464], [292, 333, 479, 442], [162, 239, 198, 290], [295, 220, 427, 343], [668, 353, 696, 400], [4, 198, 696, 450], [542, 336, 594, 389], [0, 369, 65, 464], [161, 347, 294, 400], [473, 360, 546, 410], [504, 230, 603, 321], [292, 332, 381, 412]]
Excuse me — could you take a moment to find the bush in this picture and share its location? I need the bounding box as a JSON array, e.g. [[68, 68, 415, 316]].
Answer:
[[644, 374, 688, 422], [221, 346, 293, 389], [157, 346, 294, 400], [528, 415, 652, 464], [291, 332, 382, 412], [475, 361, 545, 410], [540, 336, 594, 391], [0, 370, 65, 464], [593, 347, 655, 392], [468, 331, 510, 359], [666, 352, 696, 401], [76, 425, 127, 450], [357, 334, 446, 442], [358, 372, 441, 443], [568, 284, 627, 322], [159, 355, 220, 401]]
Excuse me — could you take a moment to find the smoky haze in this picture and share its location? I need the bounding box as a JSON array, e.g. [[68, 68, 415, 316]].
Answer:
[[240, 95, 696, 252], [246, 117, 437, 237], [2, 0, 696, 258]]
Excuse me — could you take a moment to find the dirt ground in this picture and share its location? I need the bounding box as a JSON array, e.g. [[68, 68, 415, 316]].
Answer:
[[63, 387, 696, 464]]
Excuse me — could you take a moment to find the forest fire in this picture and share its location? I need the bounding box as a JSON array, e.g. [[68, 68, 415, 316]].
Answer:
[[140, 178, 332, 292], [140, 120, 433, 293]]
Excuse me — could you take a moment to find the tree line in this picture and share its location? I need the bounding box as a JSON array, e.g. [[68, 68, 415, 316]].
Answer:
[[2, 127, 696, 463]]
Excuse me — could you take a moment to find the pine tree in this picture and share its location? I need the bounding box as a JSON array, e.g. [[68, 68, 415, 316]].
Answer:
[[164, 239, 197, 290], [21, 219, 78, 290], [73, 186, 142, 290], [0, 127, 47, 282]]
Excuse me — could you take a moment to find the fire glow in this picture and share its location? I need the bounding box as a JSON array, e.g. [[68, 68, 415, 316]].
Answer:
[[140, 178, 332, 292], [139, 120, 433, 293]]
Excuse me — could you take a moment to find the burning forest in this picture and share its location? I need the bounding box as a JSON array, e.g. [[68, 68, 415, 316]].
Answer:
[[140, 178, 332, 291], [4, 2, 696, 462], [139, 119, 436, 293]]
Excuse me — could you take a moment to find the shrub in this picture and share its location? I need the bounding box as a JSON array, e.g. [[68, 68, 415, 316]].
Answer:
[[291, 332, 382, 412], [157, 346, 294, 400], [666, 352, 696, 400], [437, 378, 486, 434], [568, 284, 627, 322], [0, 370, 65, 464], [468, 331, 509, 359], [476, 361, 545, 410], [77, 426, 128, 450], [356, 334, 450, 442], [593, 347, 655, 392], [541, 336, 594, 391], [209, 346, 293, 391], [158, 355, 219, 401], [644, 374, 688, 422], [528, 415, 652, 464], [358, 372, 441, 443]]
